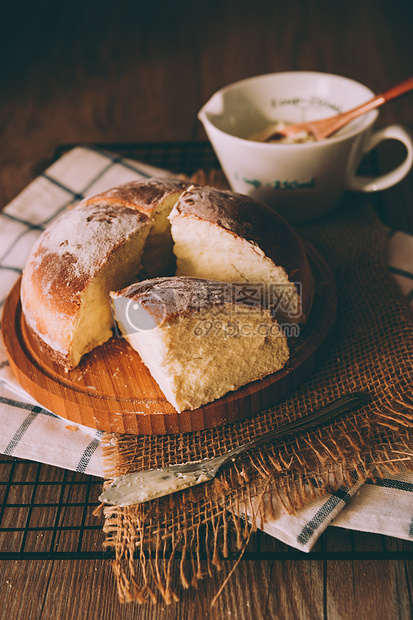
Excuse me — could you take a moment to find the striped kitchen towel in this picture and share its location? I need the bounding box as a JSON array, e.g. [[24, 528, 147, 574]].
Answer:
[[241, 470, 413, 552], [0, 145, 412, 550]]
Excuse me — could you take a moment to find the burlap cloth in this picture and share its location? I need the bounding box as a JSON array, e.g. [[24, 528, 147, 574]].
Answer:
[[99, 191, 413, 604]]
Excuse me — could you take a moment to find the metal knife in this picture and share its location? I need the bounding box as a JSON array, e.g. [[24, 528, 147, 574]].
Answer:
[[99, 392, 371, 507]]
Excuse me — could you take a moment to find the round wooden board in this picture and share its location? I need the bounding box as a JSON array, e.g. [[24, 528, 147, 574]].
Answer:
[[2, 243, 337, 435]]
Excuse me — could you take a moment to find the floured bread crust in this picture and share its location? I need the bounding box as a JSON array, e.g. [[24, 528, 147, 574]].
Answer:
[[169, 186, 314, 324], [111, 277, 290, 412], [21, 203, 151, 369]]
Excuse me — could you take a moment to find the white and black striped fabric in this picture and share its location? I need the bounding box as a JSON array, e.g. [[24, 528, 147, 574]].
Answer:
[[0, 146, 412, 551]]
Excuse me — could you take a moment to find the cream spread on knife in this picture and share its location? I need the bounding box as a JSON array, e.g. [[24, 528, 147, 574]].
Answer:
[[99, 467, 211, 506]]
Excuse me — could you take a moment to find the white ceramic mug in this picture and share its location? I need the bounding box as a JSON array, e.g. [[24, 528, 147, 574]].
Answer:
[[198, 72, 413, 222]]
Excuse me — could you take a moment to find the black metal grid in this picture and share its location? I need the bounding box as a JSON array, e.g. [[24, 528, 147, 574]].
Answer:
[[0, 455, 106, 560], [1, 141, 412, 561]]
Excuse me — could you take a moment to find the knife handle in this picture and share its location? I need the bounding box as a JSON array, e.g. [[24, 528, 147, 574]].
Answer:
[[227, 392, 371, 459]]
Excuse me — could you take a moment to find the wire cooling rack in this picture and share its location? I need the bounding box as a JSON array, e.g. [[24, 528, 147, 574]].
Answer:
[[1, 452, 412, 561], [1, 141, 412, 561]]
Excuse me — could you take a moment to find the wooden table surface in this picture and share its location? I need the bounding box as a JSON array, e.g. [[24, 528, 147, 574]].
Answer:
[[0, 1, 412, 618]]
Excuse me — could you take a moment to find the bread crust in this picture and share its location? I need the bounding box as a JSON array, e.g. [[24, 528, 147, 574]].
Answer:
[[83, 177, 190, 217], [23, 318, 75, 370], [170, 186, 314, 322], [21, 202, 151, 363], [111, 276, 277, 324]]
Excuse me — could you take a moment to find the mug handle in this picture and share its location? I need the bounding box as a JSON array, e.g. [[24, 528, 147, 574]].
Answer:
[[346, 124, 413, 192]]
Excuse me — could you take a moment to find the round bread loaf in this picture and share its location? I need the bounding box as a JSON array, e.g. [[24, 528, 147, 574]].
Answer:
[[21, 177, 314, 371]]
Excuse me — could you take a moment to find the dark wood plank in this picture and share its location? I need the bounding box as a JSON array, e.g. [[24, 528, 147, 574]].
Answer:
[[0, 560, 54, 620], [0, 558, 324, 619], [326, 560, 413, 619], [1, 557, 411, 619]]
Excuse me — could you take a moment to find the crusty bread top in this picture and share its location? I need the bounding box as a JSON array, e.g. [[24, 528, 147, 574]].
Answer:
[[111, 276, 274, 325], [82, 177, 190, 217], [170, 185, 314, 320], [21, 202, 150, 351]]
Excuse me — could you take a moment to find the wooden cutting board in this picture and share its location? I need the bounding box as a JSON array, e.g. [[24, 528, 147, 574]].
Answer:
[[2, 243, 336, 435]]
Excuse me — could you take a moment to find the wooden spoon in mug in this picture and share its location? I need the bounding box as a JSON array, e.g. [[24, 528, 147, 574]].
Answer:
[[254, 75, 413, 143]]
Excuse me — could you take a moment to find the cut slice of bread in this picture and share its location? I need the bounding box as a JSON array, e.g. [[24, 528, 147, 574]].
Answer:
[[111, 277, 290, 412]]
